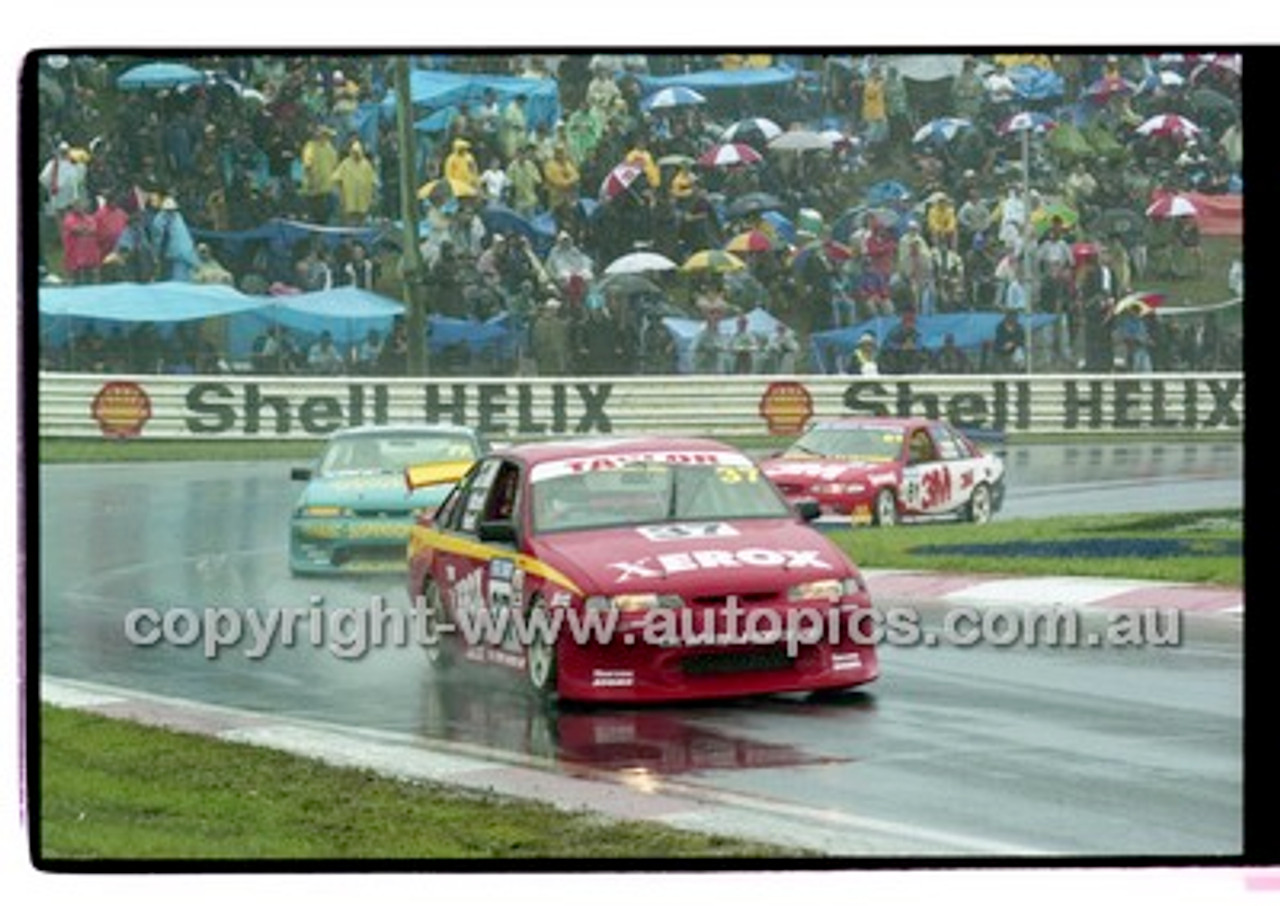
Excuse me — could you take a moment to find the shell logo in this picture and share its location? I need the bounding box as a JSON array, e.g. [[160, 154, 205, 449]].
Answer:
[[757, 381, 813, 436], [91, 381, 152, 438]]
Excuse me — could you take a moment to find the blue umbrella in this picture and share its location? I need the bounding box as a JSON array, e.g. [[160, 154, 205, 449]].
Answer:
[[864, 180, 912, 206], [479, 202, 557, 255], [911, 117, 973, 147], [116, 61, 207, 91], [1007, 65, 1065, 101], [640, 86, 707, 113]]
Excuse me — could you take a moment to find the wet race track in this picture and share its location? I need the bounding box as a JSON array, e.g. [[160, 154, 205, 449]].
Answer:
[[37, 442, 1243, 857]]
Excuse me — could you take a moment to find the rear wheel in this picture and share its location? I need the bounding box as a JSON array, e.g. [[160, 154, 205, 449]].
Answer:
[[525, 595, 559, 701], [873, 489, 897, 526], [967, 483, 993, 524], [420, 578, 454, 669]]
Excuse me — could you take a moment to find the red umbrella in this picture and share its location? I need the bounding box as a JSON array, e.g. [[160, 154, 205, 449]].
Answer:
[[724, 230, 777, 254], [599, 161, 647, 202], [1135, 114, 1202, 139], [1085, 75, 1138, 101], [698, 142, 764, 169], [791, 240, 854, 270], [1145, 193, 1199, 219]]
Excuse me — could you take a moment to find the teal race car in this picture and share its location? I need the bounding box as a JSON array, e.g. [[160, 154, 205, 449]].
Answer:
[[290, 424, 486, 575]]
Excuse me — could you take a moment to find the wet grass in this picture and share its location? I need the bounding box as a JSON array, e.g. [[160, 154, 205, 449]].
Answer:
[[830, 508, 1242, 586], [38, 704, 804, 862]]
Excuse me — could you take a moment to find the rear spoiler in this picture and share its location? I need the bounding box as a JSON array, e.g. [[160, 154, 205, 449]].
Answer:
[[404, 460, 475, 492]]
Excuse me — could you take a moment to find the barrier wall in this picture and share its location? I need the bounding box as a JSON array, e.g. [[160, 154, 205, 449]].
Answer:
[[40, 372, 1245, 442]]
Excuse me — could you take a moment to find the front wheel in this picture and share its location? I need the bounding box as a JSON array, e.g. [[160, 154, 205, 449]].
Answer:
[[525, 595, 559, 701], [967, 483, 993, 525], [420, 578, 454, 669], [873, 488, 897, 527]]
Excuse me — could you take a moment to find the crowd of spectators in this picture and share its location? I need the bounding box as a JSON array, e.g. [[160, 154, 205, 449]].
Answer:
[[35, 52, 1243, 376]]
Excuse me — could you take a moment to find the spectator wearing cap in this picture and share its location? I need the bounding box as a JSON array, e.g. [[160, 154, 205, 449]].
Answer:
[[149, 195, 201, 282], [329, 138, 379, 226], [40, 140, 88, 225], [846, 331, 880, 376]]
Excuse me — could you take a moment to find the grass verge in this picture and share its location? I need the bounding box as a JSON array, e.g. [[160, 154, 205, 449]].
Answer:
[[830, 508, 1242, 586], [38, 704, 803, 861]]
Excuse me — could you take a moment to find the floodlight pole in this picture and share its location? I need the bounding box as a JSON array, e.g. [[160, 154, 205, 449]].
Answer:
[[1022, 127, 1033, 376], [394, 55, 428, 376]]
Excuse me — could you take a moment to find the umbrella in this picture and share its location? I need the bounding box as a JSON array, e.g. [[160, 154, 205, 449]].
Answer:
[[998, 111, 1057, 135], [1135, 114, 1202, 139], [1071, 242, 1100, 264], [640, 86, 707, 113], [596, 273, 666, 299], [724, 230, 778, 254], [768, 130, 836, 152], [1146, 193, 1199, 219], [726, 192, 784, 219], [1007, 64, 1065, 101], [1190, 54, 1242, 84], [1084, 75, 1138, 101], [479, 203, 555, 250], [1113, 291, 1166, 317], [912, 117, 973, 146], [1139, 70, 1187, 93], [721, 117, 783, 145], [1093, 207, 1144, 238], [863, 207, 903, 231], [791, 240, 854, 270], [599, 161, 647, 202], [760, 210, 795, 244], [698, 143, 764, 169], [604, 251, 678, 275], [116, 61, 207, 91], [680, 250, 747, 273], [864, 180, 912, 205], [1031, 202, 1079, 235]]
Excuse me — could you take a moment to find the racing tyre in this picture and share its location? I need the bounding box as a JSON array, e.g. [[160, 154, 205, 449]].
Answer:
[[873, 489, 897, 527], [420, 579, 454, 669], [525, 595, 559, 702], [967, 483, 993, 525]]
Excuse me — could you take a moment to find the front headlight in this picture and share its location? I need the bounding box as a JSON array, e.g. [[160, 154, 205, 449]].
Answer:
[[787, 577, 862, 603], [585, 593, 685, 612], [298, 505, 351, 517], [811, 482, 867, 495]]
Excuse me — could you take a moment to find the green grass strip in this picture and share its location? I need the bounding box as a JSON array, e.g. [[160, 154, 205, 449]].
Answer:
[[38, 705, 804, 861]]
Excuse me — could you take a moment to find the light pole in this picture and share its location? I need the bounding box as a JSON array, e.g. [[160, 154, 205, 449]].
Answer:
[[393, 55, 428, 375]]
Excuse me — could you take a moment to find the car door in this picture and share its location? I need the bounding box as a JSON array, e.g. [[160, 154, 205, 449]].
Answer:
[[927, 423, 975, 515], [899, 426, 953, 516]]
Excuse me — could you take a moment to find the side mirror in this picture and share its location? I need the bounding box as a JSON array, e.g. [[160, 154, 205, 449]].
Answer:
[[794, 499, 822, 522], [291, 467, 312, 481], [477, 520, 518, 544]]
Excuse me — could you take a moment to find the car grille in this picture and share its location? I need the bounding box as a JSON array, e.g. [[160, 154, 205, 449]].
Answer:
[[689, 591, 780, 608], [680, 647, 794, 676], [350, 508, 412, 519]]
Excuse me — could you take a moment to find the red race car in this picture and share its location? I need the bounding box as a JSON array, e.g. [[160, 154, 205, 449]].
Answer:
[[406, 437, 879, 703], [759, 417, 1006, 526]]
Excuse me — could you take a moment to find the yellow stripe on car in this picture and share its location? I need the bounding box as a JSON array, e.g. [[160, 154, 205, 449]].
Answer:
[[409, 527, 583, 597]]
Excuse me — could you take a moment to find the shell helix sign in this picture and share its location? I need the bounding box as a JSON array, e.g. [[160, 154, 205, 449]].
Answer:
[[91, 381, 153, 438]]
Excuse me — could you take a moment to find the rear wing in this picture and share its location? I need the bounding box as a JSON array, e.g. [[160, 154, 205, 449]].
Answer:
[[404, 460, 475, 492]]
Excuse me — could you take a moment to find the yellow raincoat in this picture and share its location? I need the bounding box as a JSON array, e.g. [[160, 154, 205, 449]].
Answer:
[[329, 143, 378, 223]]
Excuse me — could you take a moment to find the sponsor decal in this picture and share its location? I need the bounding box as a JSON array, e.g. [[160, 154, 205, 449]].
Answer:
[[183, 381, 613, 436], [592, 669, 635, 688], [842, 378, 1242, 431], [610, 548, 832, 581], [91, 381, 152, 438], [636, 522, 741, 542], [758, 381, 814, 436], [531, 450, 753, 482]]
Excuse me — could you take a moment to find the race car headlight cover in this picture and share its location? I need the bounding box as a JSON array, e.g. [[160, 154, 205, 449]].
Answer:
[[787, 577, 864, 603], [298, 505, 351, 517], [585, 593, 685, 612]]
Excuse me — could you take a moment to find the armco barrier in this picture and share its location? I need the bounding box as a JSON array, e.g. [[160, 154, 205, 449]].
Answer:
[[40, 371, 1244, 442]]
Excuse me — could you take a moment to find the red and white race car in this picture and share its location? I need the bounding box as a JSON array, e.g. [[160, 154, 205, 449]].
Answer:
[[405, 437, 879, 703], [759, 417, 1006, 526]]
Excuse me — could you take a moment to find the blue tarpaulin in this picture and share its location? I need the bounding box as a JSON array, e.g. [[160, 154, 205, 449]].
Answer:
[[381, 69, 561, 134], [809, 312, 1062, 373], [662, 306, 787, 373], [635, 66, 799, 93]]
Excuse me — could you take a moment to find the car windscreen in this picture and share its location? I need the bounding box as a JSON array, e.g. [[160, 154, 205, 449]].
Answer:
[[530, 461, 791, 534], [319, 434, 477, 475], [787, 424, 903, 461]]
